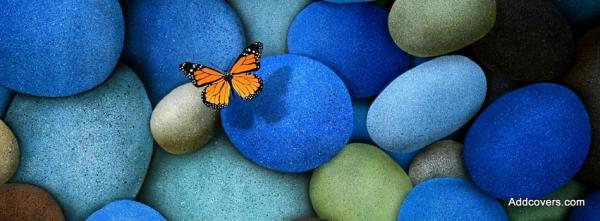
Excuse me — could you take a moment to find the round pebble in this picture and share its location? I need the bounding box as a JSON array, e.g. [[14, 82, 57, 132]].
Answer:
[[472, 0, 574, 81], [221, 55, 352, 172], [0, 120, 18, 184], [569, 191, 600, 221], [123, 0, 245, 104], [351, 99, 372, 142], [294, 218, 326, 221], [367, 55, 486, 153], [388, 0, 496, 57], [139, 135, 313, 220], [310, 143, 412, 221], [563, 27, 600, 187], [398, 178, 508, 221], [0, 183, 64, 221], [0, 87, 14, 118], [228, 0, 311, 56], [325, 0, 375, 3], [87, 200, 166, 221], [0, 1, 123, 97], [408, 140, 467, 185], [553, 0, 600, 24], [288, 1, 410, 98], [506, 181, 586, 221], [464, 83, 590, 200], [6, 64, 154, 220], [150, 83, 217, 155]]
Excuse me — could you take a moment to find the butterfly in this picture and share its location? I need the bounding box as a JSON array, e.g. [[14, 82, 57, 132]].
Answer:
[[179, 42, 264, 109]]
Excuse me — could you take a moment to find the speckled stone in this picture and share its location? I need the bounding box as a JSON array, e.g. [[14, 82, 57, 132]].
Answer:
[[563, 27, 600, 187], [294, 218, 326, 221], [367, 55, 487, 153], [0, 183, 64, 221], [408, 140, 467, 185], [0, 1, 124, 97], [310, 143, 412, 221], [0, 120, 18, 184], [473, 0, 574, 81], [505, 181, 586, 221], [151, 83, 217, 155], [388, 0, 496, 56], [6, 64, 154, 221], [139, 135, 313, 220], [228, 0, 311, 56]]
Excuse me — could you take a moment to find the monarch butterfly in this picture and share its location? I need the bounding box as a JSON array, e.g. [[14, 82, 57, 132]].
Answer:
[[179, 42, 264, 109]]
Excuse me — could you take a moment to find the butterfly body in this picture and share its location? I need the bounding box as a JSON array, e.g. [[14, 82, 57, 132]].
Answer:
[[179, 42, 264, 109]]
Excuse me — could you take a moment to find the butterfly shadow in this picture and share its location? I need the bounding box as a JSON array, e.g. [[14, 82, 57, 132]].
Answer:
[[225, 66, 291, 129]]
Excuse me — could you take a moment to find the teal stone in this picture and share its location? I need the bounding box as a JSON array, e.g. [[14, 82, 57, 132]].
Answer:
[[139, 135, 313, 220]]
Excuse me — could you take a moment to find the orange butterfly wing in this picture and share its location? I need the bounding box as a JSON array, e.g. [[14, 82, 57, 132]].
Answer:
[[229, 42, 264, 100], [179, 62, 224, 87], [201, 78, 231, 109], [231, 73, 263, 100], [230, 42, 263, 74]]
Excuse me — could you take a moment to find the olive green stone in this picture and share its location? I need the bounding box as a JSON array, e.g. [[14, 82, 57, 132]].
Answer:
[[388, 0, 496, 56], [0, 120, 18, 184], [150, 83, 218, 155], [310, 143, 412, 221], [504, 181, 586, 221]]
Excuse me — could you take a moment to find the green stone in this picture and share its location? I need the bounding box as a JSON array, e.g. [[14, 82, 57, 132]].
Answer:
[[388, 0, 496, 56], [310, 143, 412, 221], [504, 181, 587, 221]]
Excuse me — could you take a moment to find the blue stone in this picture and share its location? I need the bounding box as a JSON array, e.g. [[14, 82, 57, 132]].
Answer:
[[367, 55, 487, 153], [6, 64, 154, 221], [288, 2, 410, 98], [87, 200, 166, 221], [569, 191, 600, 221], [221, 54, 353, 172], [399, 178, 508, 221], [123, 0, 245, 104], [0, 1, 123, 97], [139, 135, 314, 220], [553, 0, 600, 24], [228, 0, 312, 56], [464, 83, 590, 200]]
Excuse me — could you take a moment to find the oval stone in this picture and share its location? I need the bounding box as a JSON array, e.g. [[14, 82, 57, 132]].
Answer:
[[0, 120, 18, 184], [399, 178, 508, 221], [464, 83, 590, 200], [151, 83, 217, 155], [228, 0, 311, 56], [221, 55, 352, 172], [139, 135, 313, 220], [6, 64, 154, 220], [0, 1, 123, 97], [87, 200, 166, 221], [123, 0, 245, 104], [0, 183, 64, 221], [367, 55, 486, 153], [473, 0, 573, 81], [408, 140, 467, 185], [288, 2, 410, 98], [310, 143, 412, 221], [562, 27, 600, 187], [388, 0, 496, 57]]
